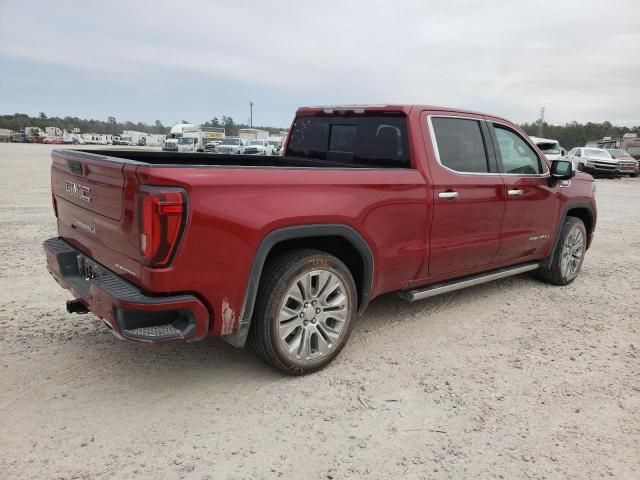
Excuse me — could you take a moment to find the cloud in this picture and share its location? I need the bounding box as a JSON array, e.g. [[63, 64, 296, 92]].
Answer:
[[1, 0, 639, 126]]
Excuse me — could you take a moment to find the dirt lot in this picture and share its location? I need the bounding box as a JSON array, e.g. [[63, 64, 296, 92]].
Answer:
[[0, 143, 638, 479]]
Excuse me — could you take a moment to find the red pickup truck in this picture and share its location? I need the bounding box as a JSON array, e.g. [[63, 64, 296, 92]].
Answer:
[[45, 105, 596, 374]]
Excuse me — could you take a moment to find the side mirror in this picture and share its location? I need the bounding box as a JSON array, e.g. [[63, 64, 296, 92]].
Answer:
[[550, 160, 575, 184]]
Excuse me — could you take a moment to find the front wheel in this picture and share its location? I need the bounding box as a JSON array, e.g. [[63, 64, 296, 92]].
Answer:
[[539, 217, 587, 285], [249, 249, 357, 375]]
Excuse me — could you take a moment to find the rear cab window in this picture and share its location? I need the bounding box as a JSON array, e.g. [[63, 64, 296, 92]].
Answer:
[[286, 115, 411, 168]]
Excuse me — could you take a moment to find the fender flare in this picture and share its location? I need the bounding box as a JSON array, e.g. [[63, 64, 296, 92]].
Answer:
[[224, 224, 374, 348], [544, 202, 596, 268]]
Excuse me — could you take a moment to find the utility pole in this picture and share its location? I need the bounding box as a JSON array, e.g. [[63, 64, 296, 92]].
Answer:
[[249, 101, 253, 128], [537, 107, 545, 137]]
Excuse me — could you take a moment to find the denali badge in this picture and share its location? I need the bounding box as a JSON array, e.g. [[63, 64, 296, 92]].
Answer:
[[65, 181, 91, 203], [529, 234, 550, 241], [72, 218, 96, 234]]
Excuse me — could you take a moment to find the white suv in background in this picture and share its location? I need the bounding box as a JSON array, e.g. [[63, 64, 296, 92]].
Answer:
[[214, 137, 244, 154], [243, 139, 275, 155]]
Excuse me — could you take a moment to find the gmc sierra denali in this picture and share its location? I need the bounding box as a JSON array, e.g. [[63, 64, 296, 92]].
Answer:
[[45, 105, 597, 374]]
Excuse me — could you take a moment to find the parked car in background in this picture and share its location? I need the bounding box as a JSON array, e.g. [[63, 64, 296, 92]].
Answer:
[[243, 139, 275, 155], [268, 139, 283, 155], [176, 137, 199, 153], [204, 141, 222, 153], [43, 136, 64, 144], [529, 136, 564, 161], [567, 147, 624, 175], [214, 137, 244, 154], [608, 149, 639, 177]]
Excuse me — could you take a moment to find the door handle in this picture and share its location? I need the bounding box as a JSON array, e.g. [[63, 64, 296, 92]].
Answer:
[[438, 191, 459, 199], [507, 189, 524, 197]]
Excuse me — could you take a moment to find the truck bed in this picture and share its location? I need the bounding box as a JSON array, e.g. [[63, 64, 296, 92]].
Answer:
[[77, 150, 388, 169]]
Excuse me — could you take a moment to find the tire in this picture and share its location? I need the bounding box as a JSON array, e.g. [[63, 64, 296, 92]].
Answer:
[[538, 217, 587, 286], [249, 249, 357, 375]]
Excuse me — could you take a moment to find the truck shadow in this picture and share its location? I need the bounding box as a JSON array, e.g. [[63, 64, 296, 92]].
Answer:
[[41, 272, 543, 394]]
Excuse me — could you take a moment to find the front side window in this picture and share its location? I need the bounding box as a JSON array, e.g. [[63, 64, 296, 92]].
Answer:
[[431, 117, 489, 173], [493, 126, 542, 174]]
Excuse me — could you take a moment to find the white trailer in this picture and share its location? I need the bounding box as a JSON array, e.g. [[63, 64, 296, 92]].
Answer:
[[183, 126, 225, 151], [45, 126, 63, 137], [238, 128, 269, 143]]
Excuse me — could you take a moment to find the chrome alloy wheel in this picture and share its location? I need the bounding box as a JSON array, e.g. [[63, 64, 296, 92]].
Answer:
[[561, 226, 585, 280], [277, 269, 349, 362]]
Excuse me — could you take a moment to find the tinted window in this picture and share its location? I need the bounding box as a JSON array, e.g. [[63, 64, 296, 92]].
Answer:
[[431, 117, 489, 173], [329, 125, 357, 152], [494, 126, 541, 174], [287, 115, 410, 167]]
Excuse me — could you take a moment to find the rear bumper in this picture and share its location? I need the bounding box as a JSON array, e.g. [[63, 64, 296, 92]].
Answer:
[[44, 237, 209, 342]]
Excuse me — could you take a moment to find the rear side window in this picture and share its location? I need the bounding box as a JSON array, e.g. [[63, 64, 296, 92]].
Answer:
[[287, 115, 410, 167], [430, 117, 489, 173]]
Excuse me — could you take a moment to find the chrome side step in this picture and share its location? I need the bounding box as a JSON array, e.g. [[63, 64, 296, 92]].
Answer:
[[399, 262, 540, 302]]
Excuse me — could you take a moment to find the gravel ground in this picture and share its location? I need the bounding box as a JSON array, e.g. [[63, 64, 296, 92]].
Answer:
[[0, 143, 638, 480]]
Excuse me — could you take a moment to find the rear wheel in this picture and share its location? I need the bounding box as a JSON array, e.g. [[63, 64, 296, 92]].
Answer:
[[249, 249, 357, 375], [539, 217, 587, 285]]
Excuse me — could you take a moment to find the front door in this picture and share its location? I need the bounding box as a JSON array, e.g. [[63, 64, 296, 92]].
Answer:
[[424, 114, 505, 278], [487, 121, 558, 262]]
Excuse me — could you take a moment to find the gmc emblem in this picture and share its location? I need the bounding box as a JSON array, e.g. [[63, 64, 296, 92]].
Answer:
[[65, 181, 91, 203]]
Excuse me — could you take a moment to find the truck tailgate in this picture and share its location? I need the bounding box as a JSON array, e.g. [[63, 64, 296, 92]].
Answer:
[[52, 150, 125, 220], [51, 149, 142, 278]]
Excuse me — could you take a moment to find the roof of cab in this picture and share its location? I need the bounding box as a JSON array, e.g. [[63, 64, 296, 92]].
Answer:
[[295, 104, 513, 124]]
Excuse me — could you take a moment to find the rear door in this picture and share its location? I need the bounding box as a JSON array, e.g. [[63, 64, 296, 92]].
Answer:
[[486, 121, 558, 262], [423, 113, 505, 278]]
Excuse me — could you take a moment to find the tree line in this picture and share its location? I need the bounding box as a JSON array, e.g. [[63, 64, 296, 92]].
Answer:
[[0, 112, 286, 137], [0, 113, 170, 135], [1, 112, 636, 148], [520, 121, 640, 150]]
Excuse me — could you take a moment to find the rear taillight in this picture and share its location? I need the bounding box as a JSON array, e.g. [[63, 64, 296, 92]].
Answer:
[[138, 187, 187, 267]]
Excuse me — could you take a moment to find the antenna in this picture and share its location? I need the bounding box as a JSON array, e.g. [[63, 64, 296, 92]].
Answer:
[[537, 107, 545, 137]]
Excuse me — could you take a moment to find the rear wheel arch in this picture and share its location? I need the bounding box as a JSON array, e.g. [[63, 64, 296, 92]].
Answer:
[[225, 224, 374, 348]]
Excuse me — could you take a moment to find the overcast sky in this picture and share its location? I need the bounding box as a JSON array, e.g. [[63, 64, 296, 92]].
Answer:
[[1, 0, 638, 128]]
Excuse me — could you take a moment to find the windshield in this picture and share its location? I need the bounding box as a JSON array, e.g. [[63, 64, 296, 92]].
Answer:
[[177, 138, 194, 145], [583, 148, 611, 159], [268, 141, 281, 146], [221, 138, 240, 145], [626, 146, 640, 157], [536, 141, 560, 154], [249, 140, 264, 145]]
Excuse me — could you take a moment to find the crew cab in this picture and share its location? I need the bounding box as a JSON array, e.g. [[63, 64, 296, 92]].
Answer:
[[44, 105, 596, 374]]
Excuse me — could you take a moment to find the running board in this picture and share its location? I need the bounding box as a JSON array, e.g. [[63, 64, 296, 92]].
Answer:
[[399, 263, 540, 302]]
